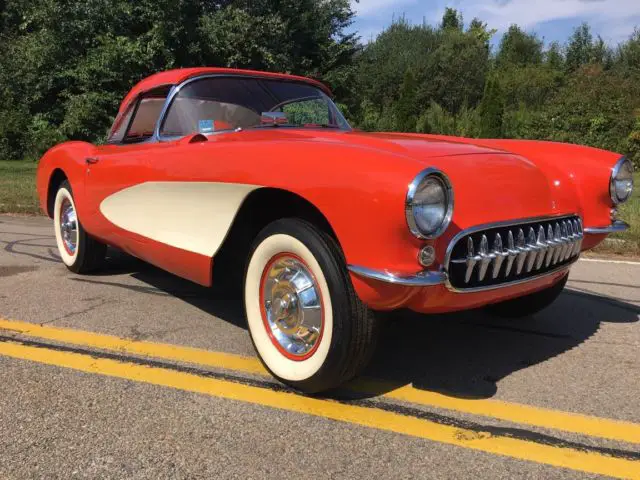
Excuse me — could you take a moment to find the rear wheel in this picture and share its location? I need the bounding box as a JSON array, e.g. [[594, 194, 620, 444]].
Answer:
[[53, 181, 106, 273], [244, 219, 379, 393], [484, 274, 568, 318]]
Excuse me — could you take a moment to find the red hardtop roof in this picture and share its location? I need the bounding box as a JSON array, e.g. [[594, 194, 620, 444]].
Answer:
[[120, 67, 332, 112]]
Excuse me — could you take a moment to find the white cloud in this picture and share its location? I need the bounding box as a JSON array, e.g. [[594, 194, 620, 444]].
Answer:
[[351, 0, 640, 45], [449, 0, 640, 32], [350, 0, 416, 17]]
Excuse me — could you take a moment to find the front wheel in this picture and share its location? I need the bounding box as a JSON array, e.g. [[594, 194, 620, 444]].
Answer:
[[484, 274, 569, 319], [244, 219, 379, 393], [53, 181, 106, 274]]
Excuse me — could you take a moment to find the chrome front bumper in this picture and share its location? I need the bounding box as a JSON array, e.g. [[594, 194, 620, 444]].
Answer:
[[347, 265, 447, 287], [583, 220, 630, 234], [348, 219, 628, 291]]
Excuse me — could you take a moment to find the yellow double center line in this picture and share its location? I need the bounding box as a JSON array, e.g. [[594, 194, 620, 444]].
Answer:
[[0, 318, 639, 479]]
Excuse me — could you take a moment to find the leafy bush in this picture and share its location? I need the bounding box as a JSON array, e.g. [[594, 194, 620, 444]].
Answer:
[[1, 3, 640, 164]]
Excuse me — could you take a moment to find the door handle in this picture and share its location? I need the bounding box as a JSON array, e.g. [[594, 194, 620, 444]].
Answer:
[[85, 157, 99, 165]]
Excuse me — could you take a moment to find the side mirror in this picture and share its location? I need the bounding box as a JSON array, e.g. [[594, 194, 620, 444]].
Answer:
[[261, 112, 288, 125]]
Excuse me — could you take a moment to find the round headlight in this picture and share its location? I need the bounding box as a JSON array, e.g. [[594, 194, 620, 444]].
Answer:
[[405, 169, 453, 239], [610, 157, 634, 205]]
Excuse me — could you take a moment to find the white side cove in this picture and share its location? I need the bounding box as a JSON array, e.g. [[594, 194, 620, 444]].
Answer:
[[100, 182, 261, 257]]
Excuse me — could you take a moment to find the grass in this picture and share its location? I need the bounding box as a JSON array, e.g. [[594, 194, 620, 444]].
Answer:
[[0, 160, 637, 255], [0, 160, 40, 214]]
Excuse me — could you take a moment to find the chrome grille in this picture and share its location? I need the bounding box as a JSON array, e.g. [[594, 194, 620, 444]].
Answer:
[[446, 216, 582, 290]]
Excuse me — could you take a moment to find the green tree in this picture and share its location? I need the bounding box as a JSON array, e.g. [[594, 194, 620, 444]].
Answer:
[[627, 114, 640, 169], [496, 25, 543, 67], [545, 41, 565, 70], [394, 69, 419, 131], [468, 17, 495, 48], [615, 28, 640, 74], [441, 7, 463, 30], [479, 76, 505, 138], [0, 0, 358, 159], [566, 23, 594, 71], [591, 36, 613, 68]]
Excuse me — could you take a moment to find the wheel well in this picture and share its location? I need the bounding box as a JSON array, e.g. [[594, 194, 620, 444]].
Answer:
[[46, 169, 68, 217], [212, 188, 340, 283]]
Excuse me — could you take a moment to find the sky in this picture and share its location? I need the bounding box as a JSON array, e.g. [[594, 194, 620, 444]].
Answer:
[[349, 0, 640, 46]]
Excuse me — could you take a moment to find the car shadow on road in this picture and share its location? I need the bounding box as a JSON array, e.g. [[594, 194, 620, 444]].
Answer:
[[358, 289, 639, 399], [81, 249, 639, 400]]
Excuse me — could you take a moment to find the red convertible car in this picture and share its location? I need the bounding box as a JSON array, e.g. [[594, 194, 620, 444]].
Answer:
[[37, 67, 634, 393]]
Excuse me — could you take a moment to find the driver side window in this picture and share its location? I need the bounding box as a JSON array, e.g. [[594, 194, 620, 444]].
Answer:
[[108, 86, 171, 144]]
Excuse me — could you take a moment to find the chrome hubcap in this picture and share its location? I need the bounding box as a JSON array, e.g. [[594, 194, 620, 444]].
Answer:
[[59, 199, 78, 255], [261, 255, 323, 358]]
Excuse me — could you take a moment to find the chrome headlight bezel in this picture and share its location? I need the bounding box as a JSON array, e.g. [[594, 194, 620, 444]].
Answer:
[[405, 168, 454, 239], [610, 157, 634, 205]]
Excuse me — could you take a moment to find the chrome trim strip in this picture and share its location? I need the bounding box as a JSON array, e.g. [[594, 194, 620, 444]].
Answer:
[[405, 168, 454, 240], [347, 265, 447, 287], [446, 259, 575, 293], [584, 221, 630, 234], [153, 85, 178, 141]]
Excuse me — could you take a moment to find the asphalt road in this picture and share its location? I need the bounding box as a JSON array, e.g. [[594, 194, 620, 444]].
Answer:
[[0, 214, 639, 479]]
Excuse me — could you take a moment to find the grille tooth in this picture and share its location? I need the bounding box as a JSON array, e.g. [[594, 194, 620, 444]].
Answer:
[[552, 223, 563, 265], [545, 225, 555, 267], [504, 230, 516, 277], [477, 235, 492, 281], [572, 219, 583, 256], [515, 229, 527, 274], [464, 236, 477, 283], [447, 216, 583, 290], [525, 227, 538, 273], [535, 226, 547, 270], [565, 221, 575, 261], [559, 221, 569, 261], [492, 233, 505, 279]]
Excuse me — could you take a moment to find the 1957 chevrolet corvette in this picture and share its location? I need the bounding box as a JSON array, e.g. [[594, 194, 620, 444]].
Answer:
[[37, 67, 634, 392]]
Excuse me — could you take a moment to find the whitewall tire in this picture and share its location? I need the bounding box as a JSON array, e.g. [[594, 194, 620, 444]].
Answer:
[[54, 186, 80, 267], [244, 219, 379, 393], [53, 181, 106, 273]]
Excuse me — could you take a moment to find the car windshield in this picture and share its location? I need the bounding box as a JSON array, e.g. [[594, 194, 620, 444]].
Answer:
[[160, 76, 350, 137]]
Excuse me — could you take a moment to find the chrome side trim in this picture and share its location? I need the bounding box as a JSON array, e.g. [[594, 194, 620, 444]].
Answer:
[[584, 221, 630, 234], [347, 265, 447, 287], [446, 260, 574, 293], [153, 85, 178, 141]]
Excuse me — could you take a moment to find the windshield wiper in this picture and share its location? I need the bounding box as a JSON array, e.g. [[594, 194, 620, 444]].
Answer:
[[300, 123, 344, 129], [247, 124, 297, 129], [245, 123, 344, 131]]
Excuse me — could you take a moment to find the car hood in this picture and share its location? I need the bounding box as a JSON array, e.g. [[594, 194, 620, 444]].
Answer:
[[332, 131, 505, 158], [227, 129, 503, 158], [345, 133, 579, 223], [223, 129, 581, 224]]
